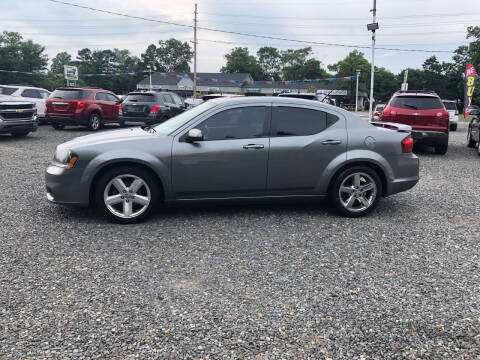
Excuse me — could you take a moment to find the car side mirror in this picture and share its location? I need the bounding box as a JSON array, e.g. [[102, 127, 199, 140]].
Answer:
[[186, 129, 203, 142], [184, 103, 189, 109]]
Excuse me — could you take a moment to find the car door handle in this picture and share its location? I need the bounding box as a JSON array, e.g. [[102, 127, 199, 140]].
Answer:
[[322, 140, 342, 145], [243, 144, 264, 149]]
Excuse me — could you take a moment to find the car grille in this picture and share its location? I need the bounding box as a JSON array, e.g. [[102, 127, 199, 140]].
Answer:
[[0, 103, 34, 110], [0, 110, 35, 119]]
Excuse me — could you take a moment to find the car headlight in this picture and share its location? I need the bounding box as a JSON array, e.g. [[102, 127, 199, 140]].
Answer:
[[53, 147, 78, 168]]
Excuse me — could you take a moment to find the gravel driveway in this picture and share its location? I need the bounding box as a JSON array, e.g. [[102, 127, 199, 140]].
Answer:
[[1, 124, 479, 359]]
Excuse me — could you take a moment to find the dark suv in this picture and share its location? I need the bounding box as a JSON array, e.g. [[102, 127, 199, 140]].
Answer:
[[119, 91, 186, 127], [45, 87, 120, 131], [380, 90, 449, 154]]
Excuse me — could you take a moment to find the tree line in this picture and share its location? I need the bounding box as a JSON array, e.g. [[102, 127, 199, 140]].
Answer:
[[0, 26, 478, 106]]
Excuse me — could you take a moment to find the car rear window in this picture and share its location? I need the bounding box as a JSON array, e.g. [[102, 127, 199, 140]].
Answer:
[[0, 87, 18, 95], [50, 89, 91, 100], [125, 94, 155, 102], [390, 96, 443, 110], [443, 101, 457, 110]]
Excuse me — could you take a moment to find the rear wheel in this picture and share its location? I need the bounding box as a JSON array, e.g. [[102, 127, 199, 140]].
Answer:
[[467, 127, 477, 148], [94, 166, 160, 224], [52, 123, 65, 130], [11, 131, 30, 138], [434, 144, 448, 155], [329, 166, 382, 217], [88, 112, 102, 131], [450, 123, 457, 131]]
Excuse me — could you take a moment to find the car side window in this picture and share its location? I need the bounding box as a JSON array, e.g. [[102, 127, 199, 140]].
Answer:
[[95, 92, 107, 101], [39, 90, 50, 99], [21, 89, 41, 98], [196, 106, 266, 141], [162, 94, 173, 103], [171, 93, 183, 105], [106, 94, 119, 102], [272, 106, 329, 136]]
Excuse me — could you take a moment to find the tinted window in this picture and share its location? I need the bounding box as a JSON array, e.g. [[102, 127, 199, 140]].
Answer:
[[105, 93, 119, 102], [272, 107, 327, 136], [21, 89, 41, 98], [0, 87, 18, 95], [390, 96, 443, 110], [197, 106, 266, 141], [50, 89, 91, 100], [39, 90, 50, 99], [171, 93, 183, 105], [95, 92, 108, 101], [125, 94, 155, 102], [162, 94, 173, 103], [443, 101, 457, 110]]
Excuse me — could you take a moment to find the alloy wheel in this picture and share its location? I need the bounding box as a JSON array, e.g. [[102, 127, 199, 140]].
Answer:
[[338, 172, 377, 213], [90, 114, 101, 130], [103, 174, 151, 219]]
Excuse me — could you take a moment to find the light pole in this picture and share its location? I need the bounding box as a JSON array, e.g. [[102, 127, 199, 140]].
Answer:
[[355, 69, 361, 112], [367, 0, 378, 121], [193, 3, 198, 98], [147, 64, 152, 91]]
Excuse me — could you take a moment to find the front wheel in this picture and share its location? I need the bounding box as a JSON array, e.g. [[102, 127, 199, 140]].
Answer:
[[88, 113, 102, 131], [94, 166, 160, 224], [52, 123, 65, 130], [329, 166, 382, 217], [11, 131, 30, 138]]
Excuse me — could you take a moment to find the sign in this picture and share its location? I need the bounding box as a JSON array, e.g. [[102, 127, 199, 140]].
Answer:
[[64, 65, 78, 81], [316, 89, 348, 96], [464, 63, 477, 118], [245, 88, 261, 93]]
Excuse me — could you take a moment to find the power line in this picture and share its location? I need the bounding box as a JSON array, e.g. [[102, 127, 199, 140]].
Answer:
[[45, 0, 456, 53]]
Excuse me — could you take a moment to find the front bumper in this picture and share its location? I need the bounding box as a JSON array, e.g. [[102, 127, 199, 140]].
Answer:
[[45, 164, 89, 206], [0, 117, 38, 134], [411, 130, 448, 146]]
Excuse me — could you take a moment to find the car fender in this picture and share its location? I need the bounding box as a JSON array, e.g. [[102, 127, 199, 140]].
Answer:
[[87, 104, 104, 118], [80, 150, 172, 201]]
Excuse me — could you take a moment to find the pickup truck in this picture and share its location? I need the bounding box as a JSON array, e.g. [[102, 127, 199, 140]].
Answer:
[[0, 101, 38, 137]]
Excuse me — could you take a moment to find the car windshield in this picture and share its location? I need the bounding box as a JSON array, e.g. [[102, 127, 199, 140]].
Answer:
[[50, 89, 90, 100], [154, 101, 216, 135], [125, 94, 155, 102], [0, 86, 18, 95], [391, 96, 443, 110], [443, 101, 457, 110]]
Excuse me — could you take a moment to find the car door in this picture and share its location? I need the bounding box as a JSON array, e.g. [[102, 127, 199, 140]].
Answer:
[[20, 89, 44, 116], [95, 92, 115, 120], [162, 94, 176, 117], [171, 104, 270, 198], [267, 104, 347, 195], [170, 93, 185, 115], [105, 93, 120, 121]]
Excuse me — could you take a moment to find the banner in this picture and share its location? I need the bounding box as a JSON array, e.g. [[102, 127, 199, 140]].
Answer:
[[64, 65, 78, 81], [464, 63, 477, 118]]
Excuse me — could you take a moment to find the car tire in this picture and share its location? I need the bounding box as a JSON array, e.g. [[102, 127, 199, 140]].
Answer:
[[329, 166, 382, 217], [119, 119, 126, 128], [88, 112, 102, 131], [467, 127, 477, 148], [52, 123, 65, 130], [450, 124, 457, 131], [94, 166, 160, 224], [11, 131, 30, 138], [434, 144, 448, 155]]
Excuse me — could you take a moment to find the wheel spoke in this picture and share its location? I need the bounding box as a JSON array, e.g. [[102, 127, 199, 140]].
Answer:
[[358, 196, 370, 207], [112, 178, 127, 192], [360, 183, 374, 193], [353, 174, 361, 187], [133, 194, 149, 206], [345, 195, 356, 209], [123, 200, 133, 217], [105, 194, 123, 205], [340, 186, 354, 195], [130, 178, 144, 193]]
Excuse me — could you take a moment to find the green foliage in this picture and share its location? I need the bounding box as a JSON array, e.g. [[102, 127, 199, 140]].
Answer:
[[257, 47, 282, 81], [141, 39, 193, 72], [51, 51, 72, 74], [220, 47, 264, 79]]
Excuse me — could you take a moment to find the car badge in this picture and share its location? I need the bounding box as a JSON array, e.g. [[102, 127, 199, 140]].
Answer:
[[16, 109, 24, 113]]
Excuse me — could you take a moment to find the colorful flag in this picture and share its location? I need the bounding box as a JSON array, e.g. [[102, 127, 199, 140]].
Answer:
[[464, 63, 477, 118]]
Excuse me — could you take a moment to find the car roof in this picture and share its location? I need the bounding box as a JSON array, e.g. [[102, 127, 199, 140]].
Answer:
[[394, 91, 438, 98], [0, 85, 49, 91], [56, 87, 106, 91]]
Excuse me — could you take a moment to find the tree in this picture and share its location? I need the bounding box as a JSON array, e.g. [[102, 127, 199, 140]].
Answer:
[[257, 47, 282, 81], [51, 51, 72, 74], [280, 47, 312, 80], [221, 47, 264, 79], [302, 58, 329, 79]]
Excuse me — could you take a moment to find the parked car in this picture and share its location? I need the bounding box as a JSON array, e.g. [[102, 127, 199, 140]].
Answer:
[[372, 104, 385, 122], [0, 85, 50, 123], [119, 91, 186, 127], [45, 87, 121, 131], [379, 90, 449, 154], [466, 108, 480, 154], [46, 96, 419, 223], [184, 97, 204, 109], [442, 100, 459, 131], [0, 101, 38, 137], [278, 92, 336, 106], [202, 93, 243, 101]]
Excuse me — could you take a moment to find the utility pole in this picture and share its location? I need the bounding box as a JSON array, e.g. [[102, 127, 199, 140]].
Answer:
[[355, 69, 361, 112], [193, 3, 198, 98], [367, 0, 378, 121]]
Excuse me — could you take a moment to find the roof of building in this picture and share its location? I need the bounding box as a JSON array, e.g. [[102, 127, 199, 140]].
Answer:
[[137, 72, 253, 88]]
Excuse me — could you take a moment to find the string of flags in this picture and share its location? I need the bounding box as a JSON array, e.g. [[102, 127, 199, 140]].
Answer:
[[0, 69, 356, 84]]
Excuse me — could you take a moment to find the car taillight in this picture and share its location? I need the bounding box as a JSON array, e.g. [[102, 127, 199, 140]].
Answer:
[[117, 104, 122, 115], [150, 105, 160, 114], [402, 136, 413, 153], [77, 100, 86, 110]]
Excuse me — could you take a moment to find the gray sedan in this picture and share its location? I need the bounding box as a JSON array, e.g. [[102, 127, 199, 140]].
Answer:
[[45, 97, 419, 223]]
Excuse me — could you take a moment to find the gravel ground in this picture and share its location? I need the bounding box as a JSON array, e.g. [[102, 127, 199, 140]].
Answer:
[[1, 124, 479, 359]]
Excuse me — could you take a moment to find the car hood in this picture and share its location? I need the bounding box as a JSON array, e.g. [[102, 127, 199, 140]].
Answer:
[[61, 127, 165, 149]]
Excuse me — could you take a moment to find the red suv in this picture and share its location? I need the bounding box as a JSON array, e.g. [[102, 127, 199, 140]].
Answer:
[[380, 91, 449, 154], [46, 87, 121, 131]]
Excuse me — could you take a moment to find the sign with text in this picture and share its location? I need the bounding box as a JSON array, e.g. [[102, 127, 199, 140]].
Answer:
[[64, 65, 78, 81], [464, 63, 477, 118]]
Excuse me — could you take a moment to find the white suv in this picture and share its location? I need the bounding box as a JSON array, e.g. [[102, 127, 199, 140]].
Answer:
[[0, 85, 51, 122], [442, 100, 459, 131]]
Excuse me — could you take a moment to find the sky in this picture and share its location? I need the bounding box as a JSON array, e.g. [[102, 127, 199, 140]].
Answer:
[[1, 0, 479, 76]]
